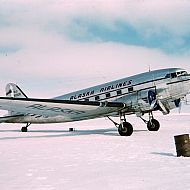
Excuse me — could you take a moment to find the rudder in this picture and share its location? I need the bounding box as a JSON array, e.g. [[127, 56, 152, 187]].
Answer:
[[5, 83, 28, 98]]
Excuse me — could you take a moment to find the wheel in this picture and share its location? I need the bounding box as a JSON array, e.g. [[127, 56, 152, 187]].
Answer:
[[118, 122, 133, 136], [21, 127, 28, 132], [147, 119, 160, 131]]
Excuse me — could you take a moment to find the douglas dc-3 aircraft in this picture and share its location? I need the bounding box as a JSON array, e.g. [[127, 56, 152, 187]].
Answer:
[[0, 67, 190, 136]]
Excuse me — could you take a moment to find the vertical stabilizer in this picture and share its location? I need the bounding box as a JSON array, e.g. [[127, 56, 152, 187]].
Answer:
[[5, 83, 28, 98]]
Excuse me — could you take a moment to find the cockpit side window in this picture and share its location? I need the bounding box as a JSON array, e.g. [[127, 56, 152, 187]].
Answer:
[[178, 71, 188, 76], [174, 70, 189, 77], [165, 72, 177, 78], [165, 73, 171, 78], [165, 70, 188, 79], [171, 72, 177, 78]]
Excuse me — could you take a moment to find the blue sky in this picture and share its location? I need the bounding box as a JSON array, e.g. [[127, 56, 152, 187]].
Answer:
[[1, 0, 190, 97], [63, 17, 190, 54]]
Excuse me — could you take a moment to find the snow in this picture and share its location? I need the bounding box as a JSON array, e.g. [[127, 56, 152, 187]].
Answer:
[[1, 113, 190, 190]]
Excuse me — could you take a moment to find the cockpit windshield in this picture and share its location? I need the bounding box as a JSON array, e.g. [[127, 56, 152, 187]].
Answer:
[[177, 71, 188, 76], [165, 70, 188, 79]]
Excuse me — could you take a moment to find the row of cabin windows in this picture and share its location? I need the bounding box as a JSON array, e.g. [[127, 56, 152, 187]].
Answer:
[[84, 87, 134, 101]]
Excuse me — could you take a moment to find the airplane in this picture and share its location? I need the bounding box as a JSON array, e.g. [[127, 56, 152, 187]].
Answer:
[[0, 67, 190, 136]]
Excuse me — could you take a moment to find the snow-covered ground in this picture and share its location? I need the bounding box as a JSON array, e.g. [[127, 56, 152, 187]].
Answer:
[[1, 113, 190, 190]]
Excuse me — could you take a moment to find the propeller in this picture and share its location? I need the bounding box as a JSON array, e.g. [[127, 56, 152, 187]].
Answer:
[[148, 90, 170, 115], [147, 90, 157, 109]]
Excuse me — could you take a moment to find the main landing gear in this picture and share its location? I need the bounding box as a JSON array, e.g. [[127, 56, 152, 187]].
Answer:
[[140, 112, 160, 131], [118, 121, 133, 136], [108, 114, 133, 136], [21, 123, 31, 132], [108, 111, 160, 136]]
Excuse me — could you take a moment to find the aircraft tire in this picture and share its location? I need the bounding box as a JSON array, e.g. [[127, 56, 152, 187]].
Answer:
[[118, 122, 133, 136], [147, 119, 160, 131], [21, 127, 28, 132]]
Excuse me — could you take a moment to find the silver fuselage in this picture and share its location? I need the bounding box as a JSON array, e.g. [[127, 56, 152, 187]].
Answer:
[[56, 68, 190, 112], [8, 68, 190, 123]]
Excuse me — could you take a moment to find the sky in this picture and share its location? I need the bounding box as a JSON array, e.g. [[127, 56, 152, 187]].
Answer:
[[1, 0, 190, 98]]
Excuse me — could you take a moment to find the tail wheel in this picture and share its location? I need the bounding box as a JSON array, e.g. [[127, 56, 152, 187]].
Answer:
[[21, 123, 31, 132], [21, 127, 28, 132], [118, 122, 133, 136], [147, 119, 160, 131]]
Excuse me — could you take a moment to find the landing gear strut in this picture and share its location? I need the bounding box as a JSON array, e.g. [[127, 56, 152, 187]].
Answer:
[[108, 114, 133, 136], [140, 112, 160, 131], [21, 123, 31, 132]]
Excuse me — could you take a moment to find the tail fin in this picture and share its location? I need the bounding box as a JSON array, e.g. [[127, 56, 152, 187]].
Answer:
[[5, 83, 28, 98]]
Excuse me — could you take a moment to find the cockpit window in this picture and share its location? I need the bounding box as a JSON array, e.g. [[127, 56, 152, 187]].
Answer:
[[171, 72, 177, 78], [178, 71, 188, 76], [165, 70, 189, 79], [165, 74, 171, 78]]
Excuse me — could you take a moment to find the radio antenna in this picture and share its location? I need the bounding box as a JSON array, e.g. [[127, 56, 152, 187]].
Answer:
[[148, 65, 151, 72]]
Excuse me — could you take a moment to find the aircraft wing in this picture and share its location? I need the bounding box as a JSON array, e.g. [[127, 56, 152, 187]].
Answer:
[[0, 97, 127, 122]]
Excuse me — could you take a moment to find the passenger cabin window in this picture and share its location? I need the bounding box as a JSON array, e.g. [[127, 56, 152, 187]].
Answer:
[[117, 89, 122, 95], [106, 93, 111, 98], [95, 96, 100, 101], [84, 98, 89, 101], [128, 87, 133, 93]]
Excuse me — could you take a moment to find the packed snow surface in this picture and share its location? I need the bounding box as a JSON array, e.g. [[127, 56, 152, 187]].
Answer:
[[1, 113, 190, 190]]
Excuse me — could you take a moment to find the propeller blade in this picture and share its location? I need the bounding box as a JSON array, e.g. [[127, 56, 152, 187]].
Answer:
[[174, 98, 181, 113], [148, 90, 156, 105], [150, 99, 157, 110], [157, 99, 170, 115], [147, 89, 170, 114], [178, 101, 182, 113]]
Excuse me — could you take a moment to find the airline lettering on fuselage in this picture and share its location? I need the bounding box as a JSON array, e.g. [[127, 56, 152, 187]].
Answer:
[[70, 90, 95, 100], [100, 80, 132, 92], [70, 80, 133, 100]]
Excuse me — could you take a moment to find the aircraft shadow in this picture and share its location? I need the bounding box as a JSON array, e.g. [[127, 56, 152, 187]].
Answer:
[[0, 128, 147, 140]]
